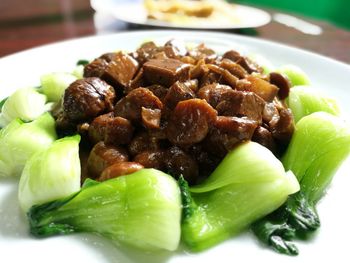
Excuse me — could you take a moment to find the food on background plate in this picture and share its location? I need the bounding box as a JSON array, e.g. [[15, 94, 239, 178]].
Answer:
[[0, 38, 349, 256], [144, 0, 241, 26]]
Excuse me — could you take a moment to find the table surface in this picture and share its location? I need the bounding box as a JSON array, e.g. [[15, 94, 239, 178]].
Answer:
[[0, 0, 349, 64]]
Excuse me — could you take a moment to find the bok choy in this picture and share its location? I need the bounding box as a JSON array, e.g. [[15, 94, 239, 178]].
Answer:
[[19, 135, 81, 212], [276, 65, 310, 87], [0, 87, 51, 127], [180, 142, 300, 252], [252, 112, 350, 255], [40, 72, 77, 103], [0, 113, 57, 177], [287, 86, 340, 122], [28, 169, 182, 251]]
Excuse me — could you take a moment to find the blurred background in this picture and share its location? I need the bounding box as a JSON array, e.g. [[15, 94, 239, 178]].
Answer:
[[233, 0, 350, 30], [0, 0, 349, 62]]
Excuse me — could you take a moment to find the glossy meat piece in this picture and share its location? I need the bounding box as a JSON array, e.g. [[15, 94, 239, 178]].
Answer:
[[205, 116, 258, 157], [88, 113, 134, 146], [189, 59, 208, 79], [164, 81, 196, 109], [141, 107, 162, 129], [83, 58, 109, 78], [237, 75, 279, 102], [114, 88, 163, 123], [165, 39, 187, 57], [197, 83, 233, 108], [133, 150, 166, 170], [163, 46, 181, 59], [143, 58, 190, 87], [88, 112, 114, 144], [184, 79, 199, 93], [63, 77, 116, 122], [104, 116, 135, 145], [252, 126, 276, 153], [187, 43, 217, 63], [77, 122, 90, 137], [128, 131, 161, 156], [127, 68, 145, 93], [164, 146, 199, 184], [167, 99, 217, 145], [132, 41, 161, 65], [269, 108, 295, 145], [102, 52, 139, 88], [148, 121, 168, 140], [236, 56, 263, 74], [269, 72, 291, 100], [87, 142, 129, 178], [220, 59, 248, 79], [83, 52, 118, 78], [206, 64, 239, 88], [262, 102, 279, 123], [200, 71, 222, 88], [99, 52, 119, 62], [98, 162, 144, 181], [144, 84, 168, 102], [216, 90, 265, 123], [189, 144, 221, 178], [222, 50, 241, 62]]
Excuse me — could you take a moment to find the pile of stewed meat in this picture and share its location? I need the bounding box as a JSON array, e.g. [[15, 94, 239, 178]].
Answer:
[[56, 40, 294, 185]]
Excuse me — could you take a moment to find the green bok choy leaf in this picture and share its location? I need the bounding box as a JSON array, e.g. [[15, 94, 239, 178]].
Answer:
[[180, 142, 300, 252], [0, 87, 51, 127], [0, 113, 57, 177], [19, 135, 81, 212], [287, 86, 340, 122], [253, 112, 350, 255], [276, 65, 310, 87], [28, 169, 182, 251], [40, 72, 77, 103]]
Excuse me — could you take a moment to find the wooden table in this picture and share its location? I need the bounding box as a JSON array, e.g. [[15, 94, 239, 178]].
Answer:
[[0, 0, 349, 64]]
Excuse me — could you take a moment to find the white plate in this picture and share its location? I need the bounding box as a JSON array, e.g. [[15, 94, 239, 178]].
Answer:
[[90, 0, 271, 29], [0, 31, 350, 263]]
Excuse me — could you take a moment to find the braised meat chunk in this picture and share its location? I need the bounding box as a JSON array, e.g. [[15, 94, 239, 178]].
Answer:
[[83, 58, 109, 78], [102, 52, 139, 88], [98, 162, 144, 181], [237, 75, 279, 102], [269, 72, 291, 100], [216, 90, 265, 123], [88, 113, 134, 146], [87, 142, 129, 178], [63, 77, 116, 123], [164, 81, 196, 109], [143, 58, 190, 87], [60, 40, 296, 185], [205, 116, 258, 157], [167, 99, 217, 145], [88, 112, 114, 144], [114, 88, 163, 123], [197, 83, 232, 108], [164, 146, 199, 184]]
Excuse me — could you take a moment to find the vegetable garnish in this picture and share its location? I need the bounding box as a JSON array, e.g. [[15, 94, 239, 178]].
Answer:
[[252, 112, 350, 255], [0, 87, 51, 127], [28, 169, 182, 251], [19, 135, 81, 212], [40, 72, 77, 103], [180, 142, 299, 251], [0, 112, 57, 177], [287, 86, 340, 122]]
